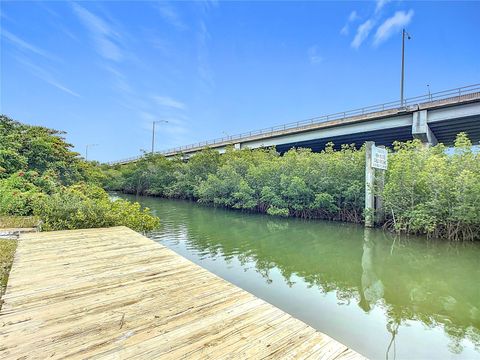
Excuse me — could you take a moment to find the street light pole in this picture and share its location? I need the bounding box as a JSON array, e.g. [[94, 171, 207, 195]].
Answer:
[[151, 120, 168, 154], [400, 28, 411, 107], [85, 144, 98, 161]]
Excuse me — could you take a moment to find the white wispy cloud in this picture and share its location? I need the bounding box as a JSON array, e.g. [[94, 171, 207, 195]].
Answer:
[[161, 118, 189, 135], [373, 10, 414, 46], [33, 2, 79, 42], [58, 24, 80, 42], [72, 3, 123, 61], [147, 90, 190, 147], [375, 0, 391, 14], [104, 66, 189, 141], [198, 0, 219, 13], [104, 66, 133, 94], [349, 10, 360, 22], [2, 29, 57, 61], [139, 111, 190, 150], [351, 19, 374, 49], [36, 1, 61, 19], [149, 37, 172, 56], [307, 45, 323, 64], [197, 20, 214, 90], [155, 2, 187, 31], [16, 57, 80, 97], [152, 95, 186, 110], [141, 92, 191, 149], [0, 9, 15, 23], [340, 10, 360, 36]]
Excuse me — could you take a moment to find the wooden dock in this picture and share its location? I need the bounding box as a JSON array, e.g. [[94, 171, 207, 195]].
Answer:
[[0, 226, 364, 359]]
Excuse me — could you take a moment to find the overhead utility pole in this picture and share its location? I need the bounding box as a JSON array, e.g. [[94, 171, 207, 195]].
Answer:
[[400, 28, 411, 107]]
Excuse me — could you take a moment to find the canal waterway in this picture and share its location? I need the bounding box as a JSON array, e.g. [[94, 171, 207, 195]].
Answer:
[[119, 194, 480, 359]]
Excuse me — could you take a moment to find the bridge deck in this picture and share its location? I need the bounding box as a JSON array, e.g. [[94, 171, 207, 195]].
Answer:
[[0, 226, 364, 359]]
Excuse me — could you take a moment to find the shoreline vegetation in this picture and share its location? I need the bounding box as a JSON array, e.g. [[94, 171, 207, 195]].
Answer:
[[102, 134, 479, 242], [0, 116, 478, 306], [0, 115, 160, 302], [1, 114, 478, 242], [0, 115, 160, 232]]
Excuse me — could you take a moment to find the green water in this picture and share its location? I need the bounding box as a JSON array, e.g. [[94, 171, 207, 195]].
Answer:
[[119, 194, 480, 359]]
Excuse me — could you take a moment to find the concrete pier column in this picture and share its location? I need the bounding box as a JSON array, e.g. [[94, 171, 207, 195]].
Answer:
[[365, 141, 375, 227], [412, 110, 438, 146], [375, 145, 385, 225], [234, 143, 241, 150]]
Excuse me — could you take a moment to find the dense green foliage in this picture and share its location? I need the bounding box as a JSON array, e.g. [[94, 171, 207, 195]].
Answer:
[[104, 134, 479, 241], [104, 145, 366, 222], [0, 116, 100, 184], [383, 134, 480, 241], [0, 115, 159, 232], [32, 183, 159, 231]]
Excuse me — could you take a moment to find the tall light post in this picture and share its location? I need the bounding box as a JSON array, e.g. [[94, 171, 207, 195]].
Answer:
[[85, 144, 98, 161], [151, 120, 168, 154], [427, 84, 431, 100], [400, 28, 411, 107]]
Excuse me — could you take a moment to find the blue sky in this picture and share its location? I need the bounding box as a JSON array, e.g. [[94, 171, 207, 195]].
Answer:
[[1, 1, 479, 162]]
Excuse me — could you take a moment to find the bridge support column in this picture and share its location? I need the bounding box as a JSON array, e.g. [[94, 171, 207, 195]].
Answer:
[[412, 110, 437, 146], [234, 143, 241, 150]]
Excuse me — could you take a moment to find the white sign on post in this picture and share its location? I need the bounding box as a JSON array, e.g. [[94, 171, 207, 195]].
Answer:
[[371, 145, 388, 170]]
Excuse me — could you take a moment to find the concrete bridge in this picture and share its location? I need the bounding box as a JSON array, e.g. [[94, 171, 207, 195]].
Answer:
[[109, 84, 480, 165]]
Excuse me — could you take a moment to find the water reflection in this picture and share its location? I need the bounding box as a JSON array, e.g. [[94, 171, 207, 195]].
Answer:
[[120, 195, 480, 359], [360, 229, 384, 312]]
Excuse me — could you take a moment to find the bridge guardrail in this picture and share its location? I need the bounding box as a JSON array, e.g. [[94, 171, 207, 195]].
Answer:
[[107, 83, 480, 165]]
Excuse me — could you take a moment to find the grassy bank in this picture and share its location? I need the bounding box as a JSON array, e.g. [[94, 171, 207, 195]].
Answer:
[[0, 216, 39, 302], [102, 133, 479, 241], [0, 215, 40, 229], [0, 238, 16, 303]]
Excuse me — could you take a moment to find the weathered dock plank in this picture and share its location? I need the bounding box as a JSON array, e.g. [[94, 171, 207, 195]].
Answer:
[[0, 226, 365, 359]]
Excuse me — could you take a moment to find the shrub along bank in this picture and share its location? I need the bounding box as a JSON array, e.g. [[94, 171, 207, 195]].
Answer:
[[0, 115, 160, 232], [104, 144, 365, 223], [103, 133, 479, 241], [383, 133, 479, 241]]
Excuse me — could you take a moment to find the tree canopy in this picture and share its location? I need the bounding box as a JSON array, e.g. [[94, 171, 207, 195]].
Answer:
[[0, 115, 159, 232]]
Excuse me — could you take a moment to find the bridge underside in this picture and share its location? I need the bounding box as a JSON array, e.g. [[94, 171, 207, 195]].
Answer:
[[275, 126, 413, 152], [108, 91, 480, 165], [429, 115, 480, 145], [275, 114, 480, 153]]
